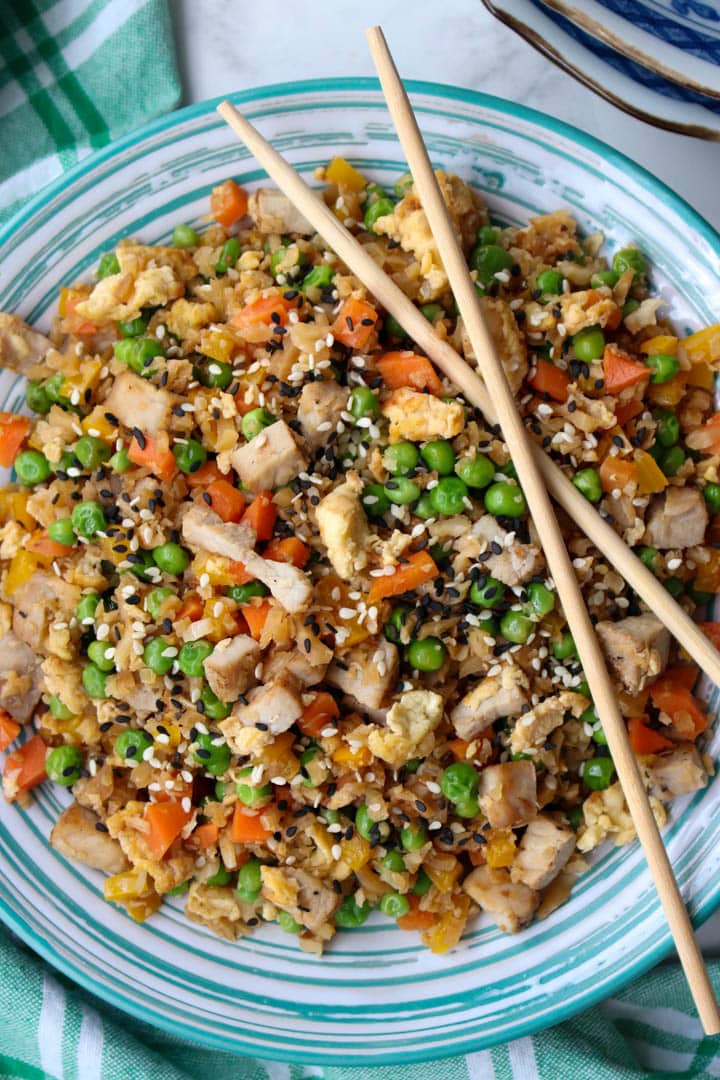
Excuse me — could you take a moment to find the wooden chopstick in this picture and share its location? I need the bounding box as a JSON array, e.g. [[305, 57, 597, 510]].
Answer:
[[214, 101, 720, 692], [366, 24, 720, 1033], [216, 92, 719, 1026]]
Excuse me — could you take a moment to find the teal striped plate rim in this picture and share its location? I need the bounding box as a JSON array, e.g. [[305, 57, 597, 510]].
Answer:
[[0, 78, 719, 1065]]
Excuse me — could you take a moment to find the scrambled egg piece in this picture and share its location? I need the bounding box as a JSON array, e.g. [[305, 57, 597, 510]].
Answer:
[[510, 691, 586, 755], [367, 689, 444, 767], [315, 472, 369, 579], [76, 264, 185, 322], [577, 781, 666, 852], [165, 298, 217, 340], [381, 387, 465, 443], [558, 288, 619, 335]]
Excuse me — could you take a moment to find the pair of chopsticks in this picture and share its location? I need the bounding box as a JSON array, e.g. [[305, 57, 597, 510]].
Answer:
[[217, 28, 720, 1032]]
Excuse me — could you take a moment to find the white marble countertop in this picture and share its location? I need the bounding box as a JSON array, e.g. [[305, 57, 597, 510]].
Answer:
[[173, 0, 720, 952]]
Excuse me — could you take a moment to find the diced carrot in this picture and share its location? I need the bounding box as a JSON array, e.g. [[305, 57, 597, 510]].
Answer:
[[176, 593, 204, 622], [598, 455, 637, 494], [26, 530, 73, 560], [468, 848, 486, 868], [229, 561, 255, 585], [367, 550, 439, 604], [60, 288, 98, 335], [231, 295, 297, 329], [649, 678, 707, 738], [232, 804, 271, 843], [241, 490, 277, 541], [447, 738, 470, 761], [397, 895, 436, 931], [602, 346, 649, 395], [298, 692, 340, 738], [145, 801, 193, 859], [0, 413, 31, 469], [206, 479, 246, 523], [0, 710, 21, 752], [210, 179, 248, 228], [128, 434, 177, 483], [187, 822, 219, 849], [660, 665, 698, 690], [700, 622, 720, 652], [627, 715, 673, 755], [527, 358, 570, 403], [614, 399, 644, 428], [330, 298, 378, 349], [2, 735, 48, 800], [376, 350, 443, 396], [241, 600, 272, 640], [263, 536, 310, 568], [186, 460, 224, 488]]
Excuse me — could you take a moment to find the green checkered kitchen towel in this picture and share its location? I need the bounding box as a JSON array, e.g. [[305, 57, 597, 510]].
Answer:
[[0, 0, 181, 226], [1, 925, 720, 1079]]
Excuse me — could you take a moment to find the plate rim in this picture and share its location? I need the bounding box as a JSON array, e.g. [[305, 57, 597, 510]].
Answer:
[[2, 76, 720, 1063]]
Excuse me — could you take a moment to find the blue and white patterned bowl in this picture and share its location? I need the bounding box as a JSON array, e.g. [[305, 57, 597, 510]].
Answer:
[[1, 80, 720, 1065]]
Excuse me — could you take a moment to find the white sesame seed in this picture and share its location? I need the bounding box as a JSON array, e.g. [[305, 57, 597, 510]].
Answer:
[[181, 796, 192, 813], [428, 821, 442, 831], [331, 843, 343, 860], [270, 776, 287, 786]]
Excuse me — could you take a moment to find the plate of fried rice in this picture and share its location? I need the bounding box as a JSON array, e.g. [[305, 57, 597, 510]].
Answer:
[[1, 79, 720, 1064]]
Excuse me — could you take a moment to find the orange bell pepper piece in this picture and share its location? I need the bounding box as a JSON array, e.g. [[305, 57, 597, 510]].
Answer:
[[627, 715, 673, 755], [0, 710, 21, 752], [187, 822, 219, 849], [367, 550, 439, 604], [2, 735, 48, 800], [614, 399, 644, 428], [263, 536, 310, 568], [0, 413, 31, 468], [598, 455, 637, 494], [298, 692, 340, 738], [527, 358, 570, 403], [145, 801, 193, 859], [241, 490, 277, 541], [649, 678, 707, 739], [210, 179, 248, 228], [186, 460, 224, 488], [26, 530, 74, 560], [176, 593, 204, 622], [602, 346, 649, 395], [330, 298, 378, 349], [128, 434, 177, 483], [397, 895, 436, 931], [232, 804, 271, 843], [241, 600, 272, 641], [206, 479, 246, 523], [376, 350, 443, 396]]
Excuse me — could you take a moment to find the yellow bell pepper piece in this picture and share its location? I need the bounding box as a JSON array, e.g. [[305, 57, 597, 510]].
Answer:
[[681, 324, 720, 366], [5, 550, 38, 594], [314, 574, 370, 648], [61, 358, 103, 402], [326, 156, 367, 193], [197, 327, 239, 365], [332, 744, 372, 768], [639, 334, 678, 356], [486, 828, 517, 869], [0, 490, 35, 531], [96, 527, 134, 567], [81, 405, 116, 441], [340, 832, 371, 872], [424, 853, 463, 893], [687, 364, 715, 390], [257, 731, 299, 781], [648, 375, 686, 407], [423, 894, 471, 955], [633, 450, 668, 495], [104, 868, 154, 903]]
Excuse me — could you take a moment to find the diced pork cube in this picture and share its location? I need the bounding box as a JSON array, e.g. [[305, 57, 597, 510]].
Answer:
[[0, 631, 42, 723], [103, 370, 177, 437], [248, 188, 314, 236], [478, 760, 537, 828], [641, 745, 708, 801], [297, 380, 347, 448], [596, 613, 670, 694], [50, 803, 129, 874], [644, 487, 708, 549], [203, 635, 260, 702], [326, 638, 399, 711], [0, 313, 51, 374], [230, 420, 308, 493], [450, 666, 529, 741], [463, 865, 539, 933], [220, 674, 303, 751], [510, 815, 575, 890], [509, 691, 586, 755]]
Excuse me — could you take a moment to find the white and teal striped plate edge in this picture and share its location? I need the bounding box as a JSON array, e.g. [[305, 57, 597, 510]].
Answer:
[[0, 79, 719, 1065]]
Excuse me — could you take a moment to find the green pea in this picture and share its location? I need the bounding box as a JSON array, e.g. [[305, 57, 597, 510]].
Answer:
[[82, 663, 108, 699], [406, 636, 447, 671], [380, 892, 410, 919], [242, 408, 276, 441], [215, 237, 241, 274], [301, 264, 335, 292], [46, 745, 83, 787], [206, 865, 232, 887], [526, 582, 555, 616], [197, 359, 233, 390], [664, 576, 684, 598], [334, 894, 371, 928], [118, 316, 147, 338], [612, 248, 646, 276], [364, 197, 394, 233], [484, 481, 527, 518], [228, 581, 269, 603], [477, 225, 499, 245], [349, 385, 380, 421], [412, 868, 432, 896], [393, 172, 413, 198], [47, 518, 76, 548], [440, 761, 479, 805], [130, 552, 156, 584], [97, 252, 120, 279], [658, 445, 685, 477], [536, 269, 563, 298], [477, 614, 499, 637], [573, 327, 605, 362], [420, 303, 444, 323], [455, 796, 480, 819], [115, 729, 152, 762], [567, 806, 584, 830], [145, 587, 174, 620], [470, 575, 503, 608], [320, 807, 341, 826], [173, 439, 207, 475], [644, 353, 679, 385], [455, 453, 494, 490], [573, 467, 602, 504], [401, 822, 427, 851], [173, 224, 200, 248], [143, 637, 175, 676], [362, 484, 390, 518], [382, 849, 406, 874], [653, 410, 679, 448], [14, 450, 50, 487], [214, 780, 227, 801], [113, 337, 164, 376], [237, 857, 263, 902], [153, 542, 190, 576], [75, 436, 111, 470], [403, 758, 422, 775], [623, 299, 641, 318], [44, 372, 70, 408], [355, 804, 388, 841], [420, 440, 455, 476], [71, 500, 106, 538], [76, 592, 100, 625], [300, 746, 322, 786], [193, 731, 231, 777], [590, 270, 619, 289], [553, 632, 577, 660], [270, 244, 309, 284], [200, 684, 231, 721], [384, 604, 411, 645], [166, 881, 191, 897], [109, 448, 131, 473], [25, 380, 53, 414], [277, 910, 302, 933], [48, 695, 73, 720], [87, 640, 115, 672], [383, 477, 421, 505], [497, 460, 518, 479], [383, 314, 408, 341], [177, 640, 213, 678], [413, 492, 436, 520], [236, 766, 272, 808], [429, 475, 468, 516], [500, 610, 534, 644], [470, 243, 513, 286], [383, 441, 419, 476], [704, 484, 720, 513], [583, 757, 615, 791], [637, 546, 659, 571]]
